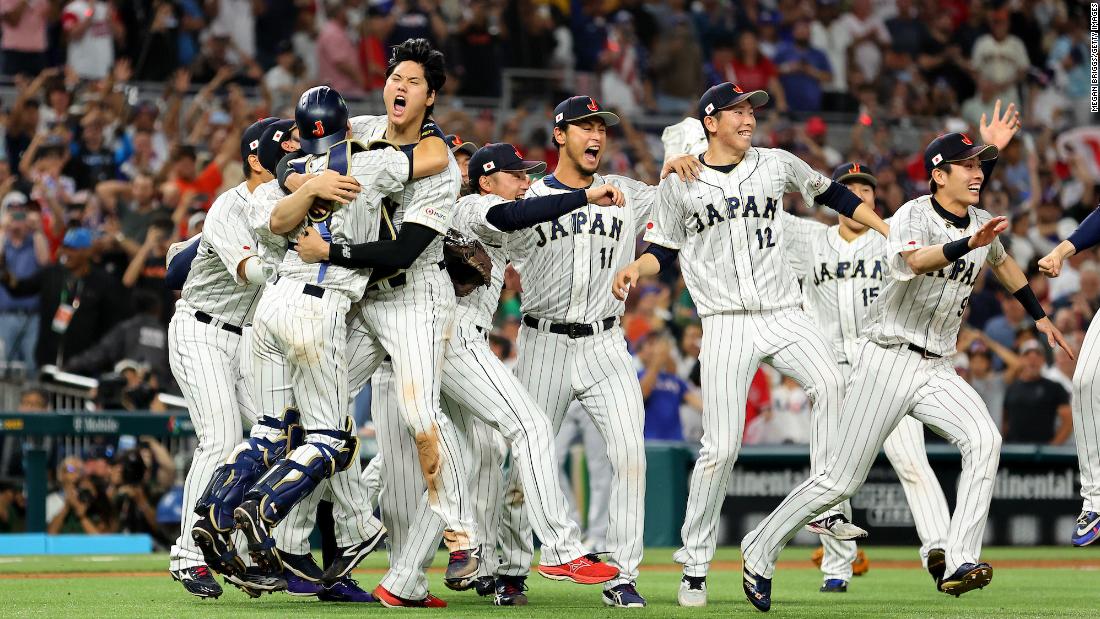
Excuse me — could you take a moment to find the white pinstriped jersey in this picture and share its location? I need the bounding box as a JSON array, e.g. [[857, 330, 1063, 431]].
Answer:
[[783, 212, 889, 365], [249, 146, 412, 300], [506, 174, 654, 323], [178, 182, 263, 326], [350, 114, 461, 269], [249, 180, 291, 271], [450, 193, 508, 330], [864, 195, 1007, 357], [643, 147, 832, 316]]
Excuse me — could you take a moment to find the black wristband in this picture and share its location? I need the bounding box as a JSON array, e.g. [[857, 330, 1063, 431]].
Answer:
[[419, 119, 445, 141], [328, 242, 353, 268], [1013, 285, 1046, 321], [942, 236, 973, 262]]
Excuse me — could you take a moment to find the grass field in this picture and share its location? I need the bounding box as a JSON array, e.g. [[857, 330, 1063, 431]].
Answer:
[[2, 546, 1098, 618]]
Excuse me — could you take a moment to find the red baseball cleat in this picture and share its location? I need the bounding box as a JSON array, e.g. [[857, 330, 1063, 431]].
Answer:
[[372, 584, 447, 608], [537, 554, 620, 584]]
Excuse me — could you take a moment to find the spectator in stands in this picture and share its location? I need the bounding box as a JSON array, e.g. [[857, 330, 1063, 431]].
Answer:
[[0, 199, 48, 374], [774, 18, 832, 113], [121, 219, 173, 321], [359, 6, 389, 92], [1048, 14, 1092, 125], [1, 226, 126, 369], [164, 142, 229, 215], [638, 333, 702, 442], [207, 0, 255, 64], [47, 456, 115, 534], [0, 0, 50, 76], [316, 0, 366, 98], [708, 32, 788, 114], [455, 0, 505, 97], [63, 289, 168, 386], [827, 0, 890, 87], [985, 291, 1031, 352], [599, 12, 646, 117], [1003, 339, 1072, 445], [885, 0, 927, 59], [649, 14, 703, 116], [0, 478, 24, 532], [970, 8, 1030, 110], [385, 0, 448, 50], [263, 41, 303, 112], [0, 387, 49, 480], [959, 328, 1020, 430], [60, 0, 124, 80], [67, 115, 118, 191]]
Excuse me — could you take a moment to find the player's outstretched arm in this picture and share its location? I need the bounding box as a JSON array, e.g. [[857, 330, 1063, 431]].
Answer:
[[485, 185, 624, 233], [902, 216, 1007, 275], [660, 154, 703, 183], [1040, 201, 1100, 277], [612, 250, 664, 301], [990, 254, 1076, 360], [269, 170, 361, 235]]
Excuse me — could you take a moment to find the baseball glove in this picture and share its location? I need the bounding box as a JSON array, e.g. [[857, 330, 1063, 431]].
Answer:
[[443, 229, 492, 297]]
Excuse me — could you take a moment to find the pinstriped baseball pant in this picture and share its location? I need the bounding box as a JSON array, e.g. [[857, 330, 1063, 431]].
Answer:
[[676, 308, 847, 578], [818, 364, 950, 581], [168, 310, 258, 571], [1072, 315, 1100, 513], [743, 339, 1001, 580]]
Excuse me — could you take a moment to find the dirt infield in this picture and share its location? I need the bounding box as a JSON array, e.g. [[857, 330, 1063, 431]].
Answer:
[[3, 558, 1098, 580]]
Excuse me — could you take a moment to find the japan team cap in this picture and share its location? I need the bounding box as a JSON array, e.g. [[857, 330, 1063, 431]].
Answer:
[[923, 132, 998, 175], [697, 82, 769, 120], [468, 143, 546, 189], [446, 134, 477, 157], [831, 162, 877, 188], [241, 117, 279, 164], [258, 119, 297, 173], [553, 96, 619, 129]]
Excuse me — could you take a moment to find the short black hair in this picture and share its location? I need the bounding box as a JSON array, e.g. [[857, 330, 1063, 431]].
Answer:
[[386, 38, 447, 118]]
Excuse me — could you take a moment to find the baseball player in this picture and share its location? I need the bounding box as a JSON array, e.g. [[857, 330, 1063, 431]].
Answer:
[[494, 94, 699, 608], [446, 134, 477, 186], [1038, 202, 1100, 547], [613, 83, 888, 608], [298, 143, 628, 606], [280, 39, 483, 596], [783, 162, 951, 592], [739, 129, 1074, 611], [167, 117, 293, 599]]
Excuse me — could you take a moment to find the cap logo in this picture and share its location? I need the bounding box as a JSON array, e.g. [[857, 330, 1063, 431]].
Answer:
[[249, 139, 259, 151], [960, 133, 973, 146], [732, 84, 744, 94], [932, 154, 943, 166], [272, 130, 284, 142], [312, 120, 325, 137], [513, 147, 523, 159], [587, 98, 600, 112], [555, 113, 564, 123], [452, 135, 463, 146], [705, 103, 715, 115], [849, 163, 861, 174], [483, 161, 496, 172]]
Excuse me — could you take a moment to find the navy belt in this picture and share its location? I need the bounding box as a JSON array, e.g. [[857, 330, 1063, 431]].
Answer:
[[367, 261, 446, 292], [302, 284, 325, 298], [906, 343, 942, 359], [195, 311, 243, 336], [523, 315, 615, 339]]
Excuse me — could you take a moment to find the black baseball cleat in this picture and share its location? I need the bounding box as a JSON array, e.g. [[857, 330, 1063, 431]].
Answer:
[[321, 528, 387, 584], [233, 500, 283, 574], [927, 548, 947, 585], [223, 566, 287, 598], [939, 562, 992, 597], [493, 575, 528, 606], [473, 576, 496, 596], [743, 567, 772, 612], [171, 565, 223, 599], [278, 551, 324, 583], [191, 517, 246, 578]]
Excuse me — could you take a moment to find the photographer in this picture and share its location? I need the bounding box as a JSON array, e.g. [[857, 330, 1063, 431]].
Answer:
[[111, 448, 164, 543], [46, 457, 114, 534]]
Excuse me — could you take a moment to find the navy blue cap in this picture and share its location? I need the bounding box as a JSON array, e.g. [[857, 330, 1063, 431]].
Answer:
[[446, 134, 477, 157], [697, 82, 769, 120], [831, 162, 877, 188], [296, 86, 349, 155], [468, 143, 547, 190], [924, 132, 998, 175], [241, 117, 278, 164], [553, 96, 619, 129], [258, 119, 297, 173]]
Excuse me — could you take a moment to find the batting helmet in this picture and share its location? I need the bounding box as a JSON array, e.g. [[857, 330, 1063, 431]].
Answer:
[[296, 86, 349, 155]]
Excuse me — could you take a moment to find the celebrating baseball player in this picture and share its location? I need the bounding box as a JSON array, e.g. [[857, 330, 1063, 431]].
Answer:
[[167, 117, 301, 599], [1038, 201, 1100, 547], [613, 82, 888, 608], [739, 120, 1075, 610], [299, 143, 629, 606], [783, 162, 951, 592]]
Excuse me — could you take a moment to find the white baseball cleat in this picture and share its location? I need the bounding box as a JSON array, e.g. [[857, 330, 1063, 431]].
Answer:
[[678, 576, 707, 607], [806, 515, 868, 541]]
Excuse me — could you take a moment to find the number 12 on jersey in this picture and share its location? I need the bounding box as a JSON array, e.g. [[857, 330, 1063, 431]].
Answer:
[[755, 227, 776, 250]]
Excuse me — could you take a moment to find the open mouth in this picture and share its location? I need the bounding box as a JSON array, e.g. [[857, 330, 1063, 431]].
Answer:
[[583, 146, 599, 164], [393, 95, 407, 116], [968, 182, 981, 194], [737, 129, 753, 139]]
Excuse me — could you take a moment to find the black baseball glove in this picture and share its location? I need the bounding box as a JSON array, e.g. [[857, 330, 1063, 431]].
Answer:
[[443, 229, 492, 297]]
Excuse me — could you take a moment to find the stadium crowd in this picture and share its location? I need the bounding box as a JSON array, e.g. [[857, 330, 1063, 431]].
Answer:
[[0, 0, 1095, 468]]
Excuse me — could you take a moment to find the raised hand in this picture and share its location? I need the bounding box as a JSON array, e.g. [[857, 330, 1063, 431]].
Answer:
[[1036, 317, 1076, 361], [979, 99, 1021, 152], [585, 183, 625, 207], [968, 216, 1007, 249]]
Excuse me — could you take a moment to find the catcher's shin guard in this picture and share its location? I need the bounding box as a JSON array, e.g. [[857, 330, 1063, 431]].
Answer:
[[244, 441, 339, 526], [195, 410, 303, 530]]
